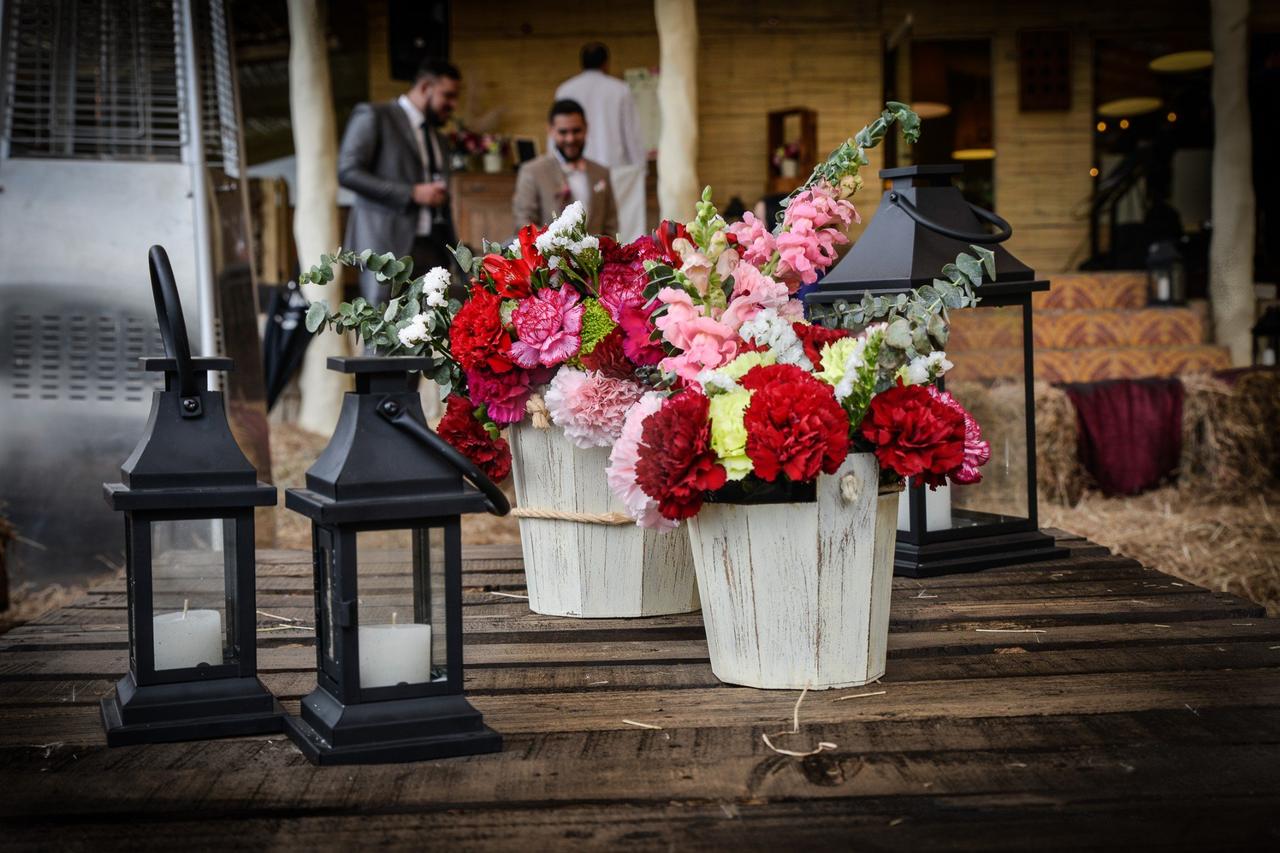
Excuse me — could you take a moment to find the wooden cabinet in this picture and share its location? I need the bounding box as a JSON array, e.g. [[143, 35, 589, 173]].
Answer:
[[451, 172, 518, 248]]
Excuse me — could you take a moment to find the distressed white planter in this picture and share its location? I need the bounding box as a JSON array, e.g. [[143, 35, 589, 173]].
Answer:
[[508, 421, 699, 618], [687, 453, 899, 689]]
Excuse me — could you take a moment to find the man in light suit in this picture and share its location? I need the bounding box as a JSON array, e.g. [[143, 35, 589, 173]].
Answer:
[[338, 59, 461, 304], [512, 99, 618, 237]]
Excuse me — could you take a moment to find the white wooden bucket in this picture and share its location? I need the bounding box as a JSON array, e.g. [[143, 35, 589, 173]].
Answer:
[[508, 421, 700, 618], [687, 453, 900, 689]]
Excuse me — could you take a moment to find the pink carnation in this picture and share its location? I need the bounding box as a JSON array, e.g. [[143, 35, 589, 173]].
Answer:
[[510, 288, 584, 368], [544, 368, 648, 449], [599, 259, 648, 321], [607, 392, 678, 530], [466, 366, 533, 425], [929, 387, 991, 484]]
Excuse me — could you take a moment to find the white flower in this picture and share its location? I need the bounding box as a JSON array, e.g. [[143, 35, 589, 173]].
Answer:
[[900, 350, 953, 386], [535, 201, 587, 255], [739, 308, 812, 371], [421, 267, 450, 308], [397, 313, 430, 348]]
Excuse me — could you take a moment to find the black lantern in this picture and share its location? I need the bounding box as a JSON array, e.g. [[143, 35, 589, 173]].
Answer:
[[100, 247, 280, 745], [1146, 239, 1187, 306], [808, 165, 1066, 577], [1254, 306, 1280, 367], [283, 357, 510, 765]]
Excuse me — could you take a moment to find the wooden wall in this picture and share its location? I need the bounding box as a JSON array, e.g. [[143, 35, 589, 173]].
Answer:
[[361, 0, 1214, 274]]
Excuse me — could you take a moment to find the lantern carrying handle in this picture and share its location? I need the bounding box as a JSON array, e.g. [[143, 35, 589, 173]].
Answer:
[[376, 398, 512, 517], [889, 193, 1013, 245], [147, 245, 199, 406]]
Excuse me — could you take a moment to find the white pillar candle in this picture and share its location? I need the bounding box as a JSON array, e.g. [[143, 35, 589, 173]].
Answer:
[[153, 608, 223, 670], [359, 616, 433, 689], [897, 480, 952, 532], [1155, 272, 1171, 302]]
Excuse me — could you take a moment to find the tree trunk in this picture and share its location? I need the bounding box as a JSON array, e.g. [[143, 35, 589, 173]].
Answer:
[[287, 0, 348, 433], [655, 0, 699, 222], [1209, 0, 1255, 365]]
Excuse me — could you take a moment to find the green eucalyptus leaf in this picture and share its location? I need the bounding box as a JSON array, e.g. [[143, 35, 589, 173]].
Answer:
[[972, 244, 996, 279], [884, 318, 913, 350], [956, 253, 984, 287], [452, 244, 474, 273], [304, 302, 329, 333]]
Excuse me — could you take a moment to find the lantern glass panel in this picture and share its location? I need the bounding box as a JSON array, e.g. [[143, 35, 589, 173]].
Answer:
[[148, 518, 236, 670], [355, 528, 446, 690], [944, 303, 1030, 528]]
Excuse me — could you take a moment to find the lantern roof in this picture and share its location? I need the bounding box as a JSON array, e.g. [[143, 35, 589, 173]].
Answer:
[[286, 358, 492, 525], [807, 165, 1050, 304]]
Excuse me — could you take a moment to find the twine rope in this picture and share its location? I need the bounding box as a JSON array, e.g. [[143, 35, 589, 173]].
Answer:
[[525, 393, 551, 430], [511, 507, 634, 525]]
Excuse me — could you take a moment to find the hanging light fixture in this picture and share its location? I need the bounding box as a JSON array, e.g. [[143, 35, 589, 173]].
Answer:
[[1149, 50, 1213, 73], [1098, 97, 1162, 118]]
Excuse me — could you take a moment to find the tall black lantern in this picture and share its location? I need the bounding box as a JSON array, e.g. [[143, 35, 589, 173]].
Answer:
[[808, 165, 1066, 577], [283, 357, 510, 765], [1146, 240, 1187, 306], [101, 247, 281, 745]]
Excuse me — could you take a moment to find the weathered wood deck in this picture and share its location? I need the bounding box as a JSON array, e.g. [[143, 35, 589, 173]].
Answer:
[[2, 532, 1279, 850]]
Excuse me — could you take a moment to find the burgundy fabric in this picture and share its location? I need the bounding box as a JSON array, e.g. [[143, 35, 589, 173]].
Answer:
[[1062, 378, 1184, 496]]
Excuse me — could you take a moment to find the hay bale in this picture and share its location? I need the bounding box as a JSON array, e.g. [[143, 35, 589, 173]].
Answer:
[[1179, 372, 1276, 496], [1034, 381, 1090, 506]]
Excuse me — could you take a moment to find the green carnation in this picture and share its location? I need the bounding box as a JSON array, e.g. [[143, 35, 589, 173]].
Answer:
[[720, 350, 777, 381], [709, 389, 753, 481], [577, 298, 616, 358]]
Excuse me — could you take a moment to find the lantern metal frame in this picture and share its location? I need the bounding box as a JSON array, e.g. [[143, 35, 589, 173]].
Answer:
[[283, 357, 510, 765], [1146, 239, 1187, 306], [808, 165, 1067, 577], [100, 246, 280, 745]]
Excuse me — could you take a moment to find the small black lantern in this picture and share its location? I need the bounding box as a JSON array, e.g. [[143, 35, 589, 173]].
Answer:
[[100, 247, 281, 745], [808, 165, 1066, 577], [1254, 306, 1280, 367], [283, 357, 510, 765], [1146, 239, 1187, 306]]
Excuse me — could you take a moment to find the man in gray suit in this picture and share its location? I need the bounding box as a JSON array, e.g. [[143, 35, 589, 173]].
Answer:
[[338, 59, 461, 304]]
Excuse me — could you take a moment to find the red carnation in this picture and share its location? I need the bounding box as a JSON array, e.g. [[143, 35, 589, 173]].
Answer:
[[635, 390, 726, 520], [741, 364, 850, 482], [451, 288, 514, 374], [579, 326, 635, 380], [436, 395, 512, 482], [860, 382, 965, 487], [792, 322, 851, 366]]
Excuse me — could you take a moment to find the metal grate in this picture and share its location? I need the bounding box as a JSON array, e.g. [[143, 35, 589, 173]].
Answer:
[[10, 312, 164, 402], [199, 0, 239, 176], [2, 0, 184, 161]]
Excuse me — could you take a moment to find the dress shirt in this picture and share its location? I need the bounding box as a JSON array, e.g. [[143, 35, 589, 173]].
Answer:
[[552, 147, 592, 220], [554, 70, 644, 168], [397, 94, 444, 236]]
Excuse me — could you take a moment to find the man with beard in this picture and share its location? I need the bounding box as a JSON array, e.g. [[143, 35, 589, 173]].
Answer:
[[512, 99, 618, 236], [338, 59, 462, 303]]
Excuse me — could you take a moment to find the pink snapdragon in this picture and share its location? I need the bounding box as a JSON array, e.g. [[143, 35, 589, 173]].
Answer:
[[727, 212, 776, 268], [510, 287, 584, 368], [607, 393, 678, 530], [720, 261, 793, 330]]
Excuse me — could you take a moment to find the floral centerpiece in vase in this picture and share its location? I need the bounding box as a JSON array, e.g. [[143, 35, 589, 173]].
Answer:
[[602, 103, 995, 689], [436, 205, 701, 618]]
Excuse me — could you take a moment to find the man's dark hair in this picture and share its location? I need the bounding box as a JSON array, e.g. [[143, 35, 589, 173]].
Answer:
[[580, 42, 608, 70], [548, 98, 586, 123], [415, 58, 461, 83]]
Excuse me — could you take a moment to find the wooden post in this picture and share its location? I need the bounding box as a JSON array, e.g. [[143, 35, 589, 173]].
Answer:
[[1210, 0, 1255, 366], [655, 0, 699, 222], [287, 0, 349, 433]]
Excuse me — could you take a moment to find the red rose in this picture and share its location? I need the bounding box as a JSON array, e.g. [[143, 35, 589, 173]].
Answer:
[[579, 326, 635, 380], [860, 382, 965, 486], [792, 322, 851, 366], [436, 394, 512, 482], [451, 288, 514, 374], [635, 390, 726, 520], [480, 224, 546, 299], [740, 364, 850, 482]]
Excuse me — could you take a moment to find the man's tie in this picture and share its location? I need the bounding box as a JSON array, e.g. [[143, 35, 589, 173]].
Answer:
[[421, 120, 439, 176]]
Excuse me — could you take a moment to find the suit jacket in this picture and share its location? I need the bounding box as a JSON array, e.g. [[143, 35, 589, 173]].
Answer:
[[338, 100, 454, 261], [512, 154, 618, 237]]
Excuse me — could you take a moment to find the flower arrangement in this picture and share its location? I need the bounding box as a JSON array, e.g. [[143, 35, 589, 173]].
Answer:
[[771, 142, 801, 169]]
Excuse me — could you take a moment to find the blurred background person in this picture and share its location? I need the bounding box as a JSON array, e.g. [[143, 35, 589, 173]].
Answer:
[[338, 59, 461, 304], [513, 99, 618, 236], [554, 42, 643, 168]]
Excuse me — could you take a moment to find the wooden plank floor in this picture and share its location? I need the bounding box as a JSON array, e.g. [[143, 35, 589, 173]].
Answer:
[[3, 531, 1280, 850]]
